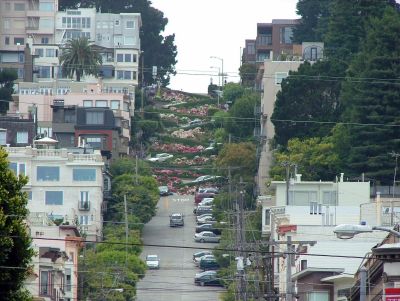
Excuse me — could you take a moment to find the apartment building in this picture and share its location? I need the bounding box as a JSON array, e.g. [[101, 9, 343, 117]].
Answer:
[[25, 213, 81, 301], [9, 80, 132, 157], [0, 0, 58, 80], [260, 174, 392, 301], [6, 146, 105, 241], [0, 115, 36, 146]]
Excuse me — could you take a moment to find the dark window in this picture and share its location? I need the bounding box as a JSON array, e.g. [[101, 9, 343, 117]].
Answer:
[[5, 37, 10, 45], [40, 270, 50, 295], [280, 27, 294, 44], [73, 169, 96, 181], [265, 209, 270, 225], [86, 111, 104, 125], [14, 37, 24, 45], [301, 260, 307, 270]]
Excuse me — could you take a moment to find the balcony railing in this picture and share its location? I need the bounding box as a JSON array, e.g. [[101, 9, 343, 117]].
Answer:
[[78, 201, 90, 211]]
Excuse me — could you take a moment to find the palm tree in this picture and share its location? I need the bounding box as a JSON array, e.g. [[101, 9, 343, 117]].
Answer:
[[59, 37, 102, 82]]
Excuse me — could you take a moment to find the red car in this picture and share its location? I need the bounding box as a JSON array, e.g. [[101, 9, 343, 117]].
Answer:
[[195, 192, 215, 204]]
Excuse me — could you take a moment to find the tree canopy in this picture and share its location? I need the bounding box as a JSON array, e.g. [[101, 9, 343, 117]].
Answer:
[[0, 149, 34, 300], [0, 69, 17, 114], [339, 7, 400, 183], [59, 0, 177, 86]]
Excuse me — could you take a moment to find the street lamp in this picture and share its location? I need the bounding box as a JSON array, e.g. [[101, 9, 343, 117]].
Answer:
[[210, 56, 224, 87], [334, 224, 400, 239]]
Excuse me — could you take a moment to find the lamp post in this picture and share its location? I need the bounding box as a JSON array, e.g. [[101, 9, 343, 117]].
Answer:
[[210, 56, 224, 87]]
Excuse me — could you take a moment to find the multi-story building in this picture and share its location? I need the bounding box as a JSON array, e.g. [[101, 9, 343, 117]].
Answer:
[[25, 213, 82, 301], [260, 174, 393, 301], [0, 115, 36, 146], [256, 42, 324, 195], [0, 0, 58, 80], [6, 145, 105, 241], [9, 80, 132, 157]]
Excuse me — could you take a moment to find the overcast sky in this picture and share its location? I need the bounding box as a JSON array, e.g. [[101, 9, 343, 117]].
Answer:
[[150, 0, 299, 93]]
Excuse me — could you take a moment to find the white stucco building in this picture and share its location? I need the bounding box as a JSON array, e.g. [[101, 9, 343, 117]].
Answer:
[[6, 146, 105, 241]]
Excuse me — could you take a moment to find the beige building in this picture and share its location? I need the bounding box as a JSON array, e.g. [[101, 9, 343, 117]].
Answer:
[[6, 146, 105, 241]]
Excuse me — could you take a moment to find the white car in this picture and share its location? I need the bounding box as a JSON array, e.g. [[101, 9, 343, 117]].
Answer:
[[194, 254, 215, 266], [146, 254, 160, 269], [147, 153, 174, 162], [194, 231, 221, 243]]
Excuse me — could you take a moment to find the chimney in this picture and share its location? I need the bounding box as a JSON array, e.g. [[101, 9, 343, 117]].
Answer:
[[340, 173, 344, 183], [296, 174, 302, 183]]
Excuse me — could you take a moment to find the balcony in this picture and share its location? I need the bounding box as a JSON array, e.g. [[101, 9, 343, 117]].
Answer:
[[78, 200, 90, 211]]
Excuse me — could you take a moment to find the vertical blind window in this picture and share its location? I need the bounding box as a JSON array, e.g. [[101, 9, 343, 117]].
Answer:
[[86, 111, 104, 124], [37, 166, 60, 181], [16, 131, 28, 143], [73, 168, 96, 181], [0, 131, 6, 145]]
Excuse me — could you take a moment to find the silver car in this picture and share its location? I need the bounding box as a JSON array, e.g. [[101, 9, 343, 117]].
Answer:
[[194, 231, 221, 243], [146, 254, 160, 269]]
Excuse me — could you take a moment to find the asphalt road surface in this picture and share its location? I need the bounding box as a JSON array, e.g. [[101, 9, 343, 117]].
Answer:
[[136, 194, 225, 301]]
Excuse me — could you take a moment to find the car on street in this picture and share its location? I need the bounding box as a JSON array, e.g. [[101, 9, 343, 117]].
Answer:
[[199, 256, 220, 271], [197, 215, 217, 225], [194, 270, 223, 286], [159, 186, 173, 196], [145, 254, 160, 269], [169, 213, 184, 227], [194, 254, 215, 266], [193, 250, 213, 263], [195, 223, 221, 235], [194, 231, 221, 243], [147, 153, 174, 162]]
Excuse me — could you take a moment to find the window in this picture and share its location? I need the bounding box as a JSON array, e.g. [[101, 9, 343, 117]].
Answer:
[[79, 215, 90, 225], [65, 269, 72, 292], [5, 37, 10, 45], [115, 20, 120, 26], [265, 209, 270, 226], [0, 131, 6, 145], [39, 2, 53, 11], [45, 191, 63, 205], [80, 191, 89, 208], [289, 191, 317, 206], [86, 111, 104, 124], [301, 259, 307, 270], [35, 49, 44, 57], [323, 191, 337, 206], [125, 54, 131, 62], [132, 54, 137, 62], [257, 52, 270, 62], [73, 169, 96, 181], [38, 66, 51, 78], [275, 72, 288, 85], [14, 38, 24, 45], [37, 166, 60, 181], [126, 20, 135, 28], [45, 49, 55, 57], [123, 102, 129, 112], [306, 292, 329, 301], [95, 100, 107, 107], [16, 131, 28, 144], [117, 71, 132, 80], [4, 20, 10, 29], [27, 191, 32, 201], [40, 270, 51, 295], [83, 100, 92, 107], [14, 3, 25, 11], [280, 27, 294, 44], [41, 37, 49, 44], [117, 54, 124, 62], [86, 137, 102, 148], [9, 162, 25, 176], [247, 42, 255, 55], [110, 100, 120, 110], [258, 35, 272, 46]]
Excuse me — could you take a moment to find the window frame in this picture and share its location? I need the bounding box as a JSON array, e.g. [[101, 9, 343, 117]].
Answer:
[[37, 166, 60, 182], [73, 168, 96, 181], [45, 191, 63, 205]]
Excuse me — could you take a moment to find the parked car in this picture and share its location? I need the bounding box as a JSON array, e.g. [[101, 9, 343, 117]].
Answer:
[[198, 187, 219, 194], [195, 192, 216, 204], [194, 231, 221, 243], [195, 223, 221, 235], [147, 153, 174, 162], [193, 250, 213, 263], [169, 213, 184, 227], [145, 254, 160, 269], [199, 256, 220, 271], [194, 270, 223, 286], [194, 254, 215, 266], [159, 186, 173, 196], [194, 205, 213, 215], [198, 198, 214, 206], [197, 215, 217, 225]]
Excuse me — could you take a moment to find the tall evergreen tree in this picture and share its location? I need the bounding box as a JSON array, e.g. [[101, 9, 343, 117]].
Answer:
[[271, 61, 344, 147], [0, 149, 34, 300], [292, 0, 331, 43], [0, 69, 17, 114], [340, 7, 400, 183]]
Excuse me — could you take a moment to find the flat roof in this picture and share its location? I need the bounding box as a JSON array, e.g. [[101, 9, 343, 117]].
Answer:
[[292, 267, 344, 281]]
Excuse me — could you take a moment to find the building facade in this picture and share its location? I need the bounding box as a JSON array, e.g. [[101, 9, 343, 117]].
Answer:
[[0, 115, 36, 146], [6, 146, 105, 241], [25, 213, 81, 301]]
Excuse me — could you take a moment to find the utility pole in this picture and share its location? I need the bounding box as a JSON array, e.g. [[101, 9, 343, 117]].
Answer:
[[124, 194, 129, 265], [286, 236, 294, 301], [280, 161, 295, 205], [135, 154, 138, 185]]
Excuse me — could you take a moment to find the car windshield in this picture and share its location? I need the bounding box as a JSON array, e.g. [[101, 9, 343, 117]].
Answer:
[[147, 255, 158, 261], [171, 215, 182, 219]]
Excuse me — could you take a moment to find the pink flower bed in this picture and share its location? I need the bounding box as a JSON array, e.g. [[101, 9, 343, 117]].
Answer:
[[153, 168, 201, 178], [152, 142, 204, 153], [173, 156, 211, 166]]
